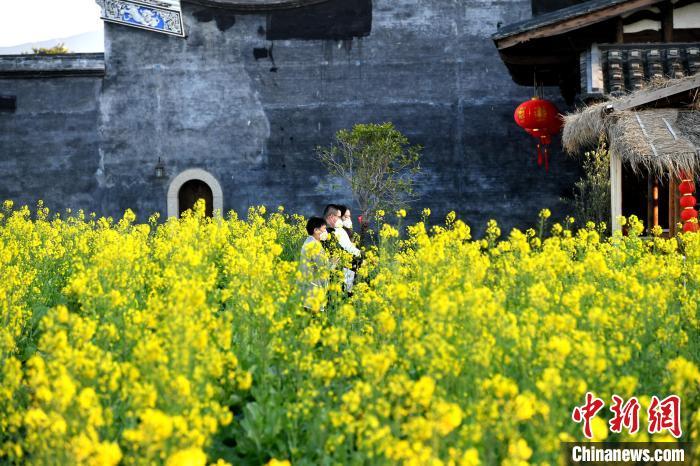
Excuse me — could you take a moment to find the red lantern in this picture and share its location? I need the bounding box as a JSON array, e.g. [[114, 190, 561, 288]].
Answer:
[[681, 209, 698, 221], [514, 97, 562, 171], [679, 180, 695, 194], [683, 222, 699, 233], [678, 171, 699, 234], [680, 196, 697, 208]]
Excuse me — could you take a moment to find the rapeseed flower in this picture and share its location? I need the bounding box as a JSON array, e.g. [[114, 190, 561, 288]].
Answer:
[[0, 201, 698, 465]]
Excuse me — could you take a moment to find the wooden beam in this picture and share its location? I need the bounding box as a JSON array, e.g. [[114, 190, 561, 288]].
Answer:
[[495, 0, 664, 50], [612, 73, 700, 110], [499, 53, 577, 65]]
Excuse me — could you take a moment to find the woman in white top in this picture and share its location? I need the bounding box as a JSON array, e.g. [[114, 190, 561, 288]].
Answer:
[[334, 204, 361, 292]]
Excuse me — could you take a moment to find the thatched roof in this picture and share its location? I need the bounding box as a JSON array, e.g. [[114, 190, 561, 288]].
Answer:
[[562, 76, 700, 177]]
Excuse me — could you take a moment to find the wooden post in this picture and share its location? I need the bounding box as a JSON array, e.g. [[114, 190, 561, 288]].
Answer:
[[647, 176, 653, 234], [652, 179, 659, 228], [669, 177, 678, 236], [616, 17, 624, 43], [611, 154, 623, 232], [661, 1, 674, 42]]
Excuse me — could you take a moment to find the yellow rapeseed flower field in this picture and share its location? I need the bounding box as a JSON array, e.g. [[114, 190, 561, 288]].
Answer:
[[0, 200, 698, 465]]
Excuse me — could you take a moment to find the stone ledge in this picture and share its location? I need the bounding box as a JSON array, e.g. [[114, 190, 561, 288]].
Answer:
[[0, 53, 105, 79]]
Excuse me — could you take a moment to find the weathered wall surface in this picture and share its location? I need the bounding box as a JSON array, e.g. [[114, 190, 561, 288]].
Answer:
[[531, 0, 586, 16], [1, 0, 583, 233], [0, 74, 102, 212]]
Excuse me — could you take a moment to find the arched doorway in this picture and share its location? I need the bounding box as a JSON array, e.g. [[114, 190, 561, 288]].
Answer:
[[178, 179, 214, 217], [167, 168, 224, 218]]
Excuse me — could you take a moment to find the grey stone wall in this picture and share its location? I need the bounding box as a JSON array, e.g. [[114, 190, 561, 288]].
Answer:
[[1, 0, 583, 233], [0, 73, 103, 213]]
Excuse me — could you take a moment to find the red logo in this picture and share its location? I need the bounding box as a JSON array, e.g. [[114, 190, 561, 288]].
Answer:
[[648, 395, 682, 438], [572, 392, 605, 439], [572, 393, 681, 439], [609, 395, 640, 434]]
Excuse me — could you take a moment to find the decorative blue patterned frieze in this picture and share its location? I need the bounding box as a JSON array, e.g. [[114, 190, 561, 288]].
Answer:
[[96, 0, 185, 37]]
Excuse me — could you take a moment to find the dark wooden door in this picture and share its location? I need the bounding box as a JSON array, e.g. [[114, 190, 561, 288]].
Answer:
[[178, 179, 213, 217]]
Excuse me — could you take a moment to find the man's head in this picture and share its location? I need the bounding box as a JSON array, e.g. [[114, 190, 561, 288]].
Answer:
[[323, 204, 341, 228], [306, 216, 327, 241]]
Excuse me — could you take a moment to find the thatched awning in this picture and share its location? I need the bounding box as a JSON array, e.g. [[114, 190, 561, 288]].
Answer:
[[562, 76, 700, 177]]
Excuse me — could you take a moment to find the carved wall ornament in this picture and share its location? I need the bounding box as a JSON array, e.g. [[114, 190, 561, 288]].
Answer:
[[95, 0, 185, 37]]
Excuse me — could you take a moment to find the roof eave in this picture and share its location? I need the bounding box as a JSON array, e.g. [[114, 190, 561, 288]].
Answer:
[[492, 0, 664, 50]]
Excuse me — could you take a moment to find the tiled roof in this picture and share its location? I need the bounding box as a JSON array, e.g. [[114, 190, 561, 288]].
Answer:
[[598, 44, 700, 94]]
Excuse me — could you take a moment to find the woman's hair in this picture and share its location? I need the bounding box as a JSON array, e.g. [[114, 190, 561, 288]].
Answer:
[[306, 217, 326, 235]]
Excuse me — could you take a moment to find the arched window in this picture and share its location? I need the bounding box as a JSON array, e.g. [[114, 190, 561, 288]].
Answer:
[[167, 169, 223, 218]]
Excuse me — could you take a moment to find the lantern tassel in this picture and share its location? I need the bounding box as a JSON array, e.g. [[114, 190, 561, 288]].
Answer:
[[544, 146, 549, 172], [537, 143, 542, 166]]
